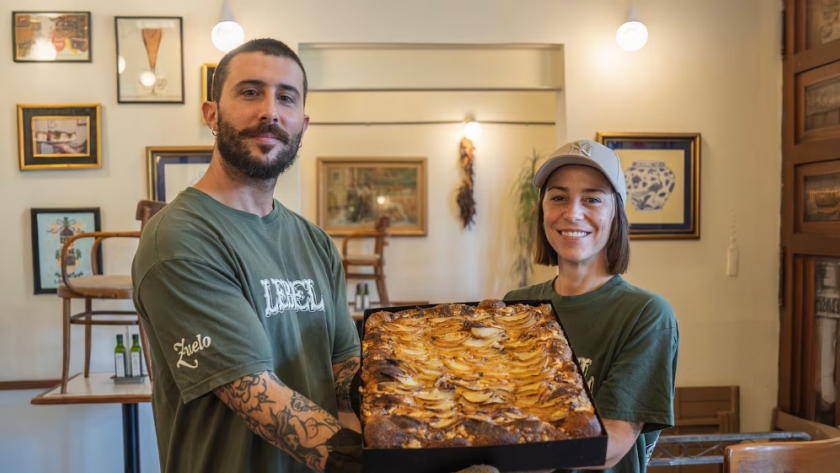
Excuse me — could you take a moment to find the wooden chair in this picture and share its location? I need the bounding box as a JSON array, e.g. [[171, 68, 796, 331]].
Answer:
[[724, 437, 840, 472], [341, 215, 391, 306], [58, 200, 166, 393], [650, 386, 739, 472]]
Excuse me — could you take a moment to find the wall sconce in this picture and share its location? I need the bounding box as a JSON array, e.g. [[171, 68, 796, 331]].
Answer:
[[616, 6, 648, 51], [211, 0, 245, 53], [463, 118, 482, 141]]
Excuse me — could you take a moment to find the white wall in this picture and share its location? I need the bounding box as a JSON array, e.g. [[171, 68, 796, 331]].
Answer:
[[0, 0, 782, 471]]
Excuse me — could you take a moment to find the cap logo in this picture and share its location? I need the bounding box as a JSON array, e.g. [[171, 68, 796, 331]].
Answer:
[[570, 141, 594, 158]]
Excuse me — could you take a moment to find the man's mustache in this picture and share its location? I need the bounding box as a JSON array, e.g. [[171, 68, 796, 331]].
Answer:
[[240, 123, 290, 143]]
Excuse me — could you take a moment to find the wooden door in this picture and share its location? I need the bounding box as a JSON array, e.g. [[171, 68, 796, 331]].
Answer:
[[780, 0, 840, 428]]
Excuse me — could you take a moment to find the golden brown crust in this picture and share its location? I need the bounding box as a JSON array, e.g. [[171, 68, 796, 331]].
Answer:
[[361, 300, 601, 449]]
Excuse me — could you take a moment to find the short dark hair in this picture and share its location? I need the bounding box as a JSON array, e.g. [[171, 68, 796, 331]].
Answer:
[[211, 38, 308, 104], [533, 190, 631, 275]]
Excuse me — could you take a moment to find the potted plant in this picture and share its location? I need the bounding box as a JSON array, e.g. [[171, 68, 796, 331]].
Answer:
[[511, 149, 542, 288]]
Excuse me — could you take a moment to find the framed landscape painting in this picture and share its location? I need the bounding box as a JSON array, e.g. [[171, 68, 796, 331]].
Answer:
[[146, 146, 213, 202], [17, 103, 101, 170], [316, 157, 427, 236], [12, 11, 91, 62], [596, 132, 701, 239], [30, 207, 101, 294]]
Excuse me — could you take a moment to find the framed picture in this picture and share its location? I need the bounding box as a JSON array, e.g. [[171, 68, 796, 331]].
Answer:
[[796, 159, 840, 234], [796, 60, 840, 143], [202, 63, 217, 103], [115, 17, 184, 103], [12, 11, 91, 62], [316, 157, 427, 236], [596, 132, 701, 240], [30, 207, 102, 295], [805, 0, 840, 50], [17, 103, 101, 170], [147, 146, 213, 202]]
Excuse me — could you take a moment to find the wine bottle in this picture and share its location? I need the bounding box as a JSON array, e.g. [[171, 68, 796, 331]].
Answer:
[[362, 283, 371, 310], [130, 334, 142, 377], [114, 334, 127, 378], [354, 283, 363, 309]]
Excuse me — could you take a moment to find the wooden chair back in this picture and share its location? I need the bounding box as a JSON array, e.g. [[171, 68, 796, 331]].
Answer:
[[341, 215, 391, 305], [135, 200, 166, 381], [724, 437, 840, 473]]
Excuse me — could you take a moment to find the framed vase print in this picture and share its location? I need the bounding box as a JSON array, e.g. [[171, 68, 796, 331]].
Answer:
[[17, 103, 102, 170], [12, 11, 91, 62], [596, 132, 701, 240], [115, 16, 184, 103], [146, 146, 213, 202], [30, 207, 102, 294]]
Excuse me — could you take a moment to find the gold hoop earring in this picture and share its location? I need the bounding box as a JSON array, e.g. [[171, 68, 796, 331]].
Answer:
[[211, 129, 218, 136]]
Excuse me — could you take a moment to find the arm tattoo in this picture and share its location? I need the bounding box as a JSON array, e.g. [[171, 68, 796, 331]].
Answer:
[[333, 357, 360, 409], [630, 421, 643, 437], [214, 371, 344, 472]]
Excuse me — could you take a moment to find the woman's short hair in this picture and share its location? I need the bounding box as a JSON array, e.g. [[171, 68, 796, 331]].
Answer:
[[533, 187, 631, 274]]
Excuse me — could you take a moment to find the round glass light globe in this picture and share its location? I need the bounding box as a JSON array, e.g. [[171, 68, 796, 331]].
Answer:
[[211, 21, 245, 53], [376, 195, 386, 205], [616, 20, 649, 51], [139, 71, 157, 87], [463, 121, 482, 141]]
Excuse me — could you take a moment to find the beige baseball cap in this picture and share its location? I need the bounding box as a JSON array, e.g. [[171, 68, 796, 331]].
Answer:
[[534, 139, 626, 205]]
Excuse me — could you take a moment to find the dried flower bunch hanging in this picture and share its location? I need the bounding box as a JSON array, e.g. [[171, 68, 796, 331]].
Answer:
[[457, 137, 477, 229]]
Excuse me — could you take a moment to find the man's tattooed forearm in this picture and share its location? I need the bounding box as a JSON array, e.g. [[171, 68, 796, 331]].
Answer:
[[214, 371, 343, 472], [214, 373, 277, 415], [333, 357, 360, 407]]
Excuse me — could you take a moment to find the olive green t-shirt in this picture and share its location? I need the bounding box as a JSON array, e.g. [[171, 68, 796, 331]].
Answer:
[[132, 188, 360, 473], [504, 276, 679, 473]]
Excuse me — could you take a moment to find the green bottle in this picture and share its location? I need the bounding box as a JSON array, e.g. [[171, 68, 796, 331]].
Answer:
[[130, 334, 142, 377], [362, 283, 370, 310], [114, 334, 127, 378]]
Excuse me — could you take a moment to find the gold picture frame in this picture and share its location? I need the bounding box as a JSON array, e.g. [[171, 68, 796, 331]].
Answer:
[[316, 157, 427, 236], [596, 132, 701, 240], [13, 11, 91, 62], [201, 62, 217, 103], [17, 103, 101, 170]]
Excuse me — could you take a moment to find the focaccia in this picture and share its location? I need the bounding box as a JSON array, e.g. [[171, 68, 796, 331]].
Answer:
[[361, 299, 601, 449]]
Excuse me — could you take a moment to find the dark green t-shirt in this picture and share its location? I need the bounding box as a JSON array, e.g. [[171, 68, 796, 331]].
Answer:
[[505, 276, 679, 473], [132, 188, 360, 473]]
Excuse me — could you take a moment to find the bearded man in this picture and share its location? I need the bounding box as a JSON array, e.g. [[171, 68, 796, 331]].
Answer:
[[132, 38, 363, 473]]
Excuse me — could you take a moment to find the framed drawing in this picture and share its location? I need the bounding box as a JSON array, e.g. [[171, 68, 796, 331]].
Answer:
[[316, 157, 427, 236], [12, 11, 91, 62], [115, 16, 184, 103], [796, 159, 840, 234], [147, 146, 213, 202], [596, 132, 701, 240], [202, 63, 217, 103], [17, 103, 101, 170], [31, 207, 102, 294], [796, 61, 840, 143]]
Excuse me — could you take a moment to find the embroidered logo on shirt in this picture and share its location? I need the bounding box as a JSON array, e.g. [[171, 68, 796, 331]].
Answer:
[[260, 278, 325, 317], [645, 440, 656, 465], [173, 334, 212, 369], [578, 356, 595, 393]]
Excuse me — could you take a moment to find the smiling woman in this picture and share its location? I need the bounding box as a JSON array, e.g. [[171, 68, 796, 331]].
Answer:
[[504, 139, 679, 473]]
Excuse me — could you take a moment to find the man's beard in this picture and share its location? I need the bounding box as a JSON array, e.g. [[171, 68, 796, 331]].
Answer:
[[215, 110, 303, 182]]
